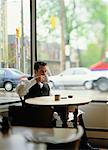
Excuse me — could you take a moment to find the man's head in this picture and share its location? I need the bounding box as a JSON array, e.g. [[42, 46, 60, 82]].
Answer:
[[34, 61, 47, 82]]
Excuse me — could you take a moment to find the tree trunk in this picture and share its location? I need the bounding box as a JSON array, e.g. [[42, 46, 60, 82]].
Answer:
[[60, 0, 65, 71]]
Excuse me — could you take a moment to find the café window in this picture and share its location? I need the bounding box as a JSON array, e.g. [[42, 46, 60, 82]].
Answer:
[[36, 0, 108, 99], [0, 0, 30, 73], [0, 0, 30, 106], [36, 0, 108, 137]]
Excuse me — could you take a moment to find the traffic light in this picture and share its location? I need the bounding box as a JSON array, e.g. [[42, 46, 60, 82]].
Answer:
[[50, 16, 56, 29], [16, 27, 21, 38]]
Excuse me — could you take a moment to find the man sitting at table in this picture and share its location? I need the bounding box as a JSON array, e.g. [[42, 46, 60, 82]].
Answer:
[[16, 61, 98, 150], [16, 61, 50, 99]]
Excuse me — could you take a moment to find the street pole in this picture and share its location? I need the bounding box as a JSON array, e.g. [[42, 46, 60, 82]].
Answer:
[[21, 0, 24, 72], [16, 27, 21, 70], [17, 38, 21, 70]]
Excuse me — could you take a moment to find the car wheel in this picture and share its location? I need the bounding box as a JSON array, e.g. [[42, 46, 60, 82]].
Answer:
[[84, 81, 93, 89], [4, 82, 13, 92], [96, 77, 108, 92]]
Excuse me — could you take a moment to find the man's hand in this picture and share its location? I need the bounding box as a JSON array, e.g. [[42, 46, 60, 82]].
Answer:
[[16, 78, 36, 97], [16, 81, 26, 97], [16, 80, 30, 97]]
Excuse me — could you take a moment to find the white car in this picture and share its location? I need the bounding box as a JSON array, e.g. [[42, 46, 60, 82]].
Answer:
[[48, 67, 108, 91]]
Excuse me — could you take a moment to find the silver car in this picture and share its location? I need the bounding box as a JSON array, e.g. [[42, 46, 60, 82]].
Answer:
[[48, 67, 108, 91]]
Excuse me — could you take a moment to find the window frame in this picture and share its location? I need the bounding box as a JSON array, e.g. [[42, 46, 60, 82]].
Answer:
[[30, 0, 37, 76]]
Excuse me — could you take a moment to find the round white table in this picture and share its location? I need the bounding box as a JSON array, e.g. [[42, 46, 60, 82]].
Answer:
[[25, 95, 91, 127], [25, 95, 91, 106]]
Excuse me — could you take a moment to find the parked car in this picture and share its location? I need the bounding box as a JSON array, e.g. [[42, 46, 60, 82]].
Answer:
[[0, 68, 29, 91], [48, 67, 108, 91]]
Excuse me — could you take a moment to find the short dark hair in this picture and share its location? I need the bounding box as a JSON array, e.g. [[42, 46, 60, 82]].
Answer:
[[34, 61, 47, 71]]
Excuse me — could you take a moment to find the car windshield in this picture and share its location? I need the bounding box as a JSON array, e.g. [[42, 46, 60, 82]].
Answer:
[[59, 68, 91, 76], [10, 69, 24, 75], [6, 69, 25, 78]]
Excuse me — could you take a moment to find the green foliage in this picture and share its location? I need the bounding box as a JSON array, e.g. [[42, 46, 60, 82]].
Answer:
[[81, 43, 102, 67], [37, 0, 108, 66], [83, 0, 108, 51]]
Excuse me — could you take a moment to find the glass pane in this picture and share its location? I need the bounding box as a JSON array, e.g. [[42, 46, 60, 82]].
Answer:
[[36, 0, 108, 134], [36, 0, 108, 99], [0, 0, 30, 74], [0, 0, 30, 104]]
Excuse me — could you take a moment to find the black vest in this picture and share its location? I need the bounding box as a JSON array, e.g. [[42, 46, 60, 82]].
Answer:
[[24, 82, 50, 100]]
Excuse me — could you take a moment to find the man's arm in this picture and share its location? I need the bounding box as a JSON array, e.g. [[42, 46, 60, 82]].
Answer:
[[16, 78, 36, 97]]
